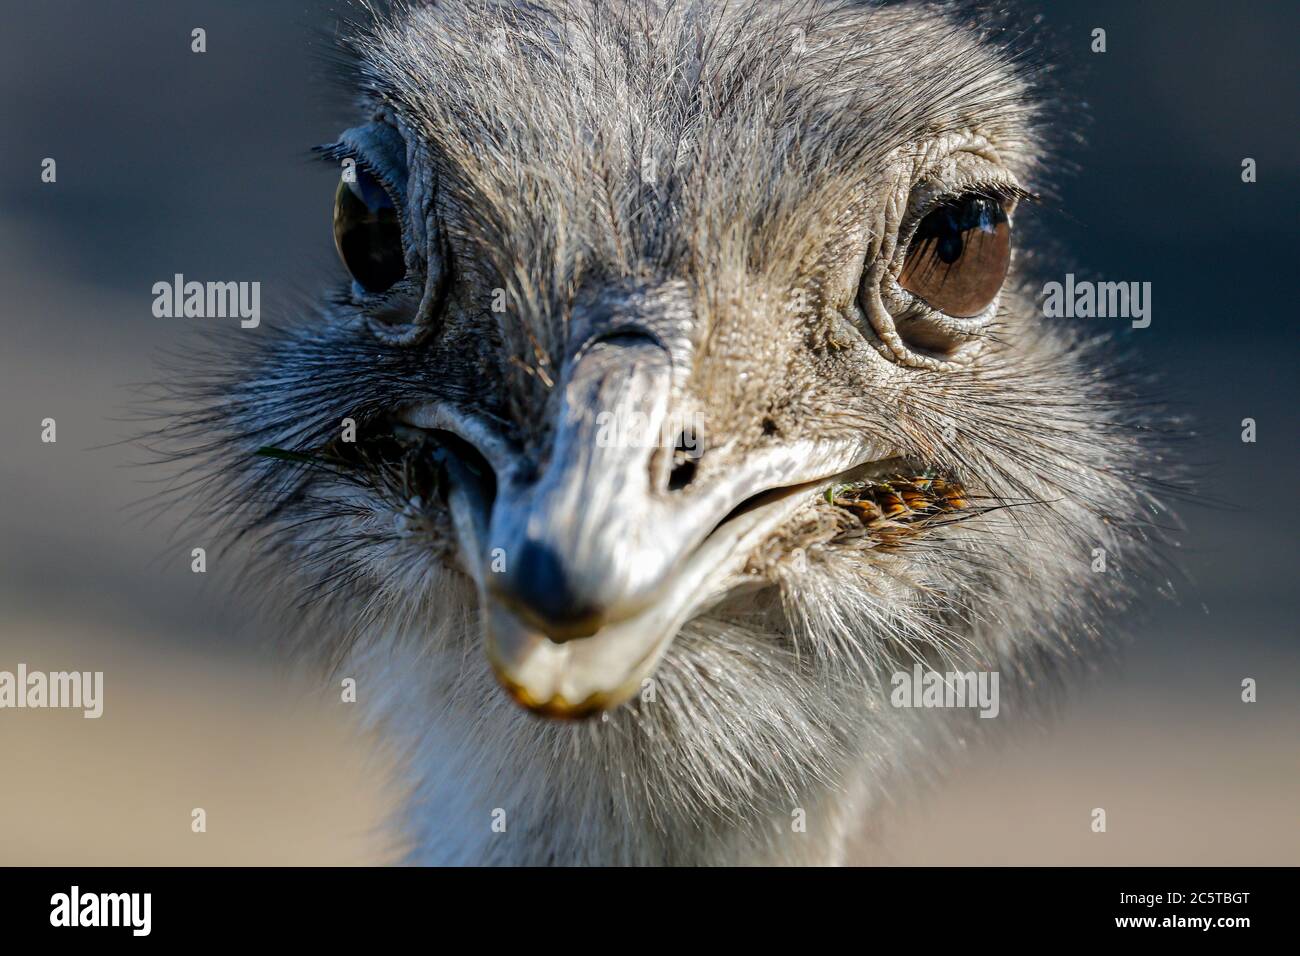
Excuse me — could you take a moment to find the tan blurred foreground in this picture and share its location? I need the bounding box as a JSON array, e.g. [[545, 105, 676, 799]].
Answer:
[[3, 607, 1296, 865], [0, 613, 400, 866]]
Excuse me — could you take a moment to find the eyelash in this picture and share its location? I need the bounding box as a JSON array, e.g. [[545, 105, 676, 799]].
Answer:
[[899, 182, 1031, 252], [316, 145, 403, 202]]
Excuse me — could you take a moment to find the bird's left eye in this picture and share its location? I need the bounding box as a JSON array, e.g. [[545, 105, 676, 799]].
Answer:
[[898, 194, 1010, 317], [333, 167, 405, 294]]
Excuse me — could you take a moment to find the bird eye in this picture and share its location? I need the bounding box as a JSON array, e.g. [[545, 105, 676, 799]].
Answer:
[[897, 194, 1010, 318], [333, 167, 405, 294]]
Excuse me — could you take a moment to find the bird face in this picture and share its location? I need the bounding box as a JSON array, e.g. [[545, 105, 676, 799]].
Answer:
[[393, 155, 1026, 716], [188, 2, 1153, 731]]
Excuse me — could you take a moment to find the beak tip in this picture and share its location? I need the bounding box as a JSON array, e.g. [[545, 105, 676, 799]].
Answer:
[[495, 673, 612, 720], [482, 600, 649, 719]]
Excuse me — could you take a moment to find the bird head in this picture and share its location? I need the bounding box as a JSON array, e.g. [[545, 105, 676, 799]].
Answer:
[[175, 1, 1159, 732]]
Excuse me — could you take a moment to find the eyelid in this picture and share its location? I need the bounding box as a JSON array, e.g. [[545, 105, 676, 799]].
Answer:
[[315, 122, 409, 207]]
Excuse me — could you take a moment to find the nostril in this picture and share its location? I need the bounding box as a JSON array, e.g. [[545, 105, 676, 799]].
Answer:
[[668, 457, 697, 491], [666, 430, 702, 491]]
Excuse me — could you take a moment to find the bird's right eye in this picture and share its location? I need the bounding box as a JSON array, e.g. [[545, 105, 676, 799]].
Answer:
[[898, 194, 1010, 318], [333, 167, 405, 294]]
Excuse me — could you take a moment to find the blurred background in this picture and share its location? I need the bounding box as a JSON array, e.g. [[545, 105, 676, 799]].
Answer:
[[0, 1, 1295, 864]]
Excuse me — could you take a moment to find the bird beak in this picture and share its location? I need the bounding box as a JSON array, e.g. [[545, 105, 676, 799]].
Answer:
[[405, 336, 891, 718], [481, 469, 828, 717]]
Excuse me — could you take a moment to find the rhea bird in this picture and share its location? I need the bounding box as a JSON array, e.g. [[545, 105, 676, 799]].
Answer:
[[166, 0, 1165, 864]]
